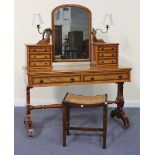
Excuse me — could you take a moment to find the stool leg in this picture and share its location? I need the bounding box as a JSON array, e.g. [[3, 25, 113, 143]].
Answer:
[[103, 104, 107, 148], [66, 107, 70, 135], [62, 104, 67, 146]]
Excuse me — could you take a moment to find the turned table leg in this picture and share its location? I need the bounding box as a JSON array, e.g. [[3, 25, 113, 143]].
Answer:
[[66, 106, 70, 135], [24, 86, 34, 137], [62, 102, 67, 146], [110, 82, 130, 129]]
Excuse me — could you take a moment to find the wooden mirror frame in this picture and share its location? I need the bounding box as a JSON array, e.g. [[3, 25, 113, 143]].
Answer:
[[51, 4, 92, 62]]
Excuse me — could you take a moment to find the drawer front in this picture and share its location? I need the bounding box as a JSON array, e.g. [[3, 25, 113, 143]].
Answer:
[[98, 52, 117, 57], [30, 54, 51, 59], [98, 58, 117, 65], [29, 61, 51, 67], [83, 73, 128, 82], [32, 75, 81, 84], [98, 45, 117, 51], [29, 46, 51, 52]]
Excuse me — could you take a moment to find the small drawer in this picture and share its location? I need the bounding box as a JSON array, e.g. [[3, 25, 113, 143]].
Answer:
[[83, 73, 128, 82], [29, 46, 51, 52], [32, 75, 81, 84], [98, 46, 117, 51], [98, 52, 117, 57], [29, 54, 51, 59], [29, 61, 51, 67], [98, 59, 117, 65]]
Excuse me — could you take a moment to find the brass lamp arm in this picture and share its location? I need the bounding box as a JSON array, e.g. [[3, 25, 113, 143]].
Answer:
[[95, 25, 110, 34], [36, 25, 43, 34]]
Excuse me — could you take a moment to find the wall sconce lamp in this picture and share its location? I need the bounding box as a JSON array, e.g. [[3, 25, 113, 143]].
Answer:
[[95, 13, 114, 34], [32, 13, 44, 34], [32, 13, 52, 44], [92, 13, 114, 43]]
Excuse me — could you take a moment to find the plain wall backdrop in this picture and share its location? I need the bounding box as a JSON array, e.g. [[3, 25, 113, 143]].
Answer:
[[14, 0, 140, 107]]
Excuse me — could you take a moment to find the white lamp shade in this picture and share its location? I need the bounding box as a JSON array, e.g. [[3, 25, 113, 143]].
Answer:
[[32, 13, 44, 25], [103, 14, 114, 26]]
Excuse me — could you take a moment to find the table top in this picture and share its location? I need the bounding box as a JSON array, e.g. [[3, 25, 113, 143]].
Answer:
[[23, 66, 132, 75]]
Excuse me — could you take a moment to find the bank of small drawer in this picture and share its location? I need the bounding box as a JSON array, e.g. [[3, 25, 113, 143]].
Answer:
[[98, 58, 117, 65], [83, 73, 128, 82], [29, 54, 51, 59], [32, 75, 81, 84], [98, 52, 117, 58], [29, 46, 51, 52], [29, 61, 51, 67], [98, 45, 117, 52]]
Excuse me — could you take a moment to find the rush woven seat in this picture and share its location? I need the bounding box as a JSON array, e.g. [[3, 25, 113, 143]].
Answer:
[[64, 93, 107, 105], [62, 92, 108, 148]]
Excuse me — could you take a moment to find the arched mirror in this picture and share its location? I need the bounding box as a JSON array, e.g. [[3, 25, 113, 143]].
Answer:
[[52, 4, 92, 62]]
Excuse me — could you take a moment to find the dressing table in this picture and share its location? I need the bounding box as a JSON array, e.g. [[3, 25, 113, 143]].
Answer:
[[24, 4, 132, 137]]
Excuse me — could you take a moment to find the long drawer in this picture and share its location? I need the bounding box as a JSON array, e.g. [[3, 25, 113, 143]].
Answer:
[[83, 73, 129, 82], [29, 61, 51, 67], [29, 53, 51, 59], [98, 52, 117, 57], [97, 45, 117, 52], [29, 46, 51, 52], [98, 58, 117, 65], [31, 75, 81, 85]]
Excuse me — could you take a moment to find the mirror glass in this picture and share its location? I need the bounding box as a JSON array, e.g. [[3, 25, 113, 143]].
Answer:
[[53, 7, 90, 61]]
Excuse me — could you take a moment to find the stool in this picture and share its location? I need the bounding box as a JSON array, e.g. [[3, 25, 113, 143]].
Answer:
[[62, 93, 108, 148]]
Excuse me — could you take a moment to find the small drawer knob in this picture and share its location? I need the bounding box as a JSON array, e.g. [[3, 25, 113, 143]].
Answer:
[[118, 75, 123, 79], [33, 56, 36, 59], [91, 77, 94, 81], [40, 80, 44, 84], [71, 78, 75, 82], [45, 56, 47, 58], [33, 63, 36, 66]]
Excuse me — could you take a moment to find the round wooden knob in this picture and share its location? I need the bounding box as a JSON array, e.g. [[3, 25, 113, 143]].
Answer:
[[40, 80, 44, 84], [118, 75, 123, 79], [91, 77, 94, 81], [71, 78, 75, 82]]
